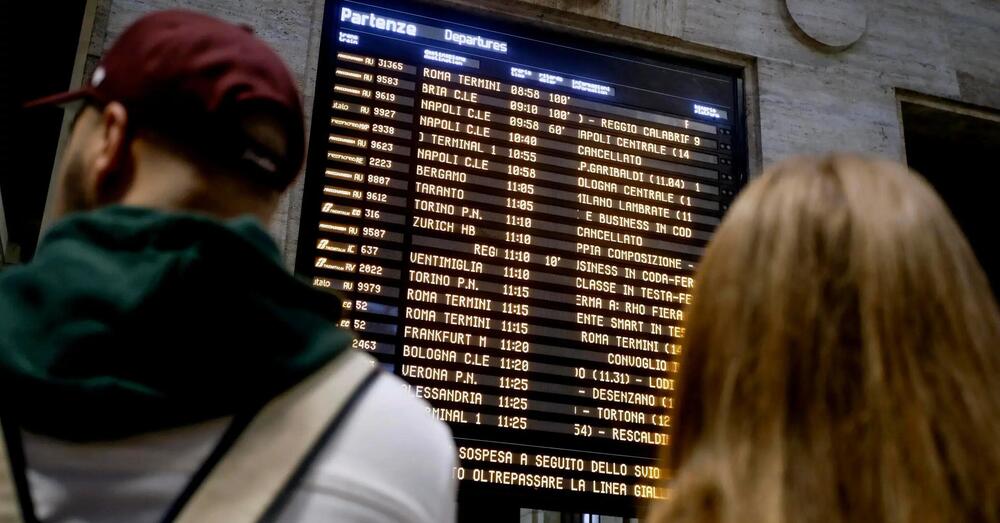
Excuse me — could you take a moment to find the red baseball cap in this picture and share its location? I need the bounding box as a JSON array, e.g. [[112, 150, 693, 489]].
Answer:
[[27, 9, 305, 186]]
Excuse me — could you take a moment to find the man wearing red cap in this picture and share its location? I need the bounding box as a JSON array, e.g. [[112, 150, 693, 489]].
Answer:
[[0, 10, 456, 523]]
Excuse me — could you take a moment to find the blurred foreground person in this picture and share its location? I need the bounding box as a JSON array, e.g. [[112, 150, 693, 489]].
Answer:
[[649, 155, 1000, 523], [0, 10, 456, 523]]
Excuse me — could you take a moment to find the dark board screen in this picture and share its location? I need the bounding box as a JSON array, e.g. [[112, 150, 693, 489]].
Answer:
[[297, 0, 748, 516]]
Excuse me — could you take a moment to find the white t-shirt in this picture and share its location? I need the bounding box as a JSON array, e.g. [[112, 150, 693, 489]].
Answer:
[[21, 372, 458, 523]]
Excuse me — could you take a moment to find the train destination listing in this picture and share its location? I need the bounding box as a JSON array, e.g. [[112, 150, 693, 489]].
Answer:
[[299, 0, 747, 511]]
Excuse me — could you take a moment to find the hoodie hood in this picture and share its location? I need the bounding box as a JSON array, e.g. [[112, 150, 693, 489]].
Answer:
[[0, 206, 351, 441]]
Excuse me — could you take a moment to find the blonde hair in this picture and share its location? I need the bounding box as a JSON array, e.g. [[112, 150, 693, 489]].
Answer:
[[649, 155, 1000, 523]]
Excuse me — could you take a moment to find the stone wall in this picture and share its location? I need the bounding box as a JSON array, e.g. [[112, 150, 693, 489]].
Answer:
[[79, 0, 1000, 267]]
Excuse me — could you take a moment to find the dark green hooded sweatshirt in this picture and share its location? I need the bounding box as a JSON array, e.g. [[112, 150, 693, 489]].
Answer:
[[0, 206, 351, 441]]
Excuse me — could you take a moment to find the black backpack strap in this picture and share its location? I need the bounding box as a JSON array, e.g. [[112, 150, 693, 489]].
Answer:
[[1, 415, 38, 523], [163, 350, 380, 523], [157, 411, 257, 523], [258, 367, 380, 523]]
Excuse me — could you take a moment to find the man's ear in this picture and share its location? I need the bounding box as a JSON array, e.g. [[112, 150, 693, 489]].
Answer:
[[91, 101, 135, 204]]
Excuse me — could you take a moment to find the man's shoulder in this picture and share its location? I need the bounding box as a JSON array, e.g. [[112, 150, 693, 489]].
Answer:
[[284, 369, 457, 523], [23, 370, 459, 523], [361, 370, 451, 429], [319, 368, 456, 467]]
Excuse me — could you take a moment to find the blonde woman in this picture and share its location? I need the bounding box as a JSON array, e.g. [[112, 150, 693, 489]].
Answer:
[[649, 155, 1000, 523]]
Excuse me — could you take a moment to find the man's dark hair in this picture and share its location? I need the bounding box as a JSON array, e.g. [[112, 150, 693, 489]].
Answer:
[[76, 98, 294, 194]]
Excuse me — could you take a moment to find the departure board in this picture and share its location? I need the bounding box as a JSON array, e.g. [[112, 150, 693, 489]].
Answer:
[[296, 0, 747, 517]]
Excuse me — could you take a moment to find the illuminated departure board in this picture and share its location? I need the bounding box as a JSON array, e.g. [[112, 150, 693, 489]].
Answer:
[[296, 0, 747, 517]]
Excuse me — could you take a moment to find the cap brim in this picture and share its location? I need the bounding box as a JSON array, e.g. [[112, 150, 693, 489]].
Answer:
[[23, 89, 91, 109]]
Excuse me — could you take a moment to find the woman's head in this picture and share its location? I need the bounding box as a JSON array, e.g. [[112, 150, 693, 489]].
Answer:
[[653, 154, 1000, 523]]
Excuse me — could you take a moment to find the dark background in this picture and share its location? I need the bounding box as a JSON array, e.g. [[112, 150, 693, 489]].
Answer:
[[1, 1, 88, 262], [902, 102, 1000, 300]]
